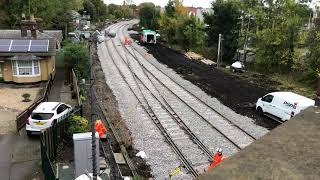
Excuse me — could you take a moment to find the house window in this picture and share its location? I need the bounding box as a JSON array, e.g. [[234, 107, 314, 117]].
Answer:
[[12, 60, 40, 76]]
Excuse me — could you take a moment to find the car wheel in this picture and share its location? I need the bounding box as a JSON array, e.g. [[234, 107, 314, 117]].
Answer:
[[257, 107, 264, 116], [26, 131, 32, 137]]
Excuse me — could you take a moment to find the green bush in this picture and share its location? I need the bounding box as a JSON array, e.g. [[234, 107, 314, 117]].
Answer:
[[66, 115, 89, 139], [62, 42, 89, 80]]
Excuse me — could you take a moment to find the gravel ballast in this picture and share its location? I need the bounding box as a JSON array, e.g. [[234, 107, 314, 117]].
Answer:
[[97, 21, 270, 179]]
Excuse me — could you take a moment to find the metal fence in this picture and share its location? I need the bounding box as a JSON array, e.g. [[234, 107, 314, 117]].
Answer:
[[40, 107, 82, 180], [40, 123, 60, 180], [16, 74, 54, 132]]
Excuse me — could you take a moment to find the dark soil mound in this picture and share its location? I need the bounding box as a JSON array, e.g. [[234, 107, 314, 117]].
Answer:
[[130, 33, 279, 129]]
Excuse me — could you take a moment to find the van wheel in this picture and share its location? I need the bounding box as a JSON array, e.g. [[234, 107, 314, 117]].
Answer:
[[257, 107, 264, 116]]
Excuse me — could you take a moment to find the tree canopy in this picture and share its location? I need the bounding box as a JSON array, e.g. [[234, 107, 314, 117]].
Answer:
[[204, 0, 240, 63], [138, 2, 160, 30]]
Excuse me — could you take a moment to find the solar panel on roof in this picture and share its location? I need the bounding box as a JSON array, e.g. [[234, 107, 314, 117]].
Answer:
[[0, 46, 9, 51], [31, 40, 48, 46], [29, 40, 49, 52], [0, 39, 11, 46], [29, 46, 48, 52], [0, 39, 50, 53], [0, 40, 11, 52], [10, 40, 30, 52]]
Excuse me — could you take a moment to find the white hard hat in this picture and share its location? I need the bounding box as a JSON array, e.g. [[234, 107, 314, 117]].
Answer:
[[216, 147, 223, 153]]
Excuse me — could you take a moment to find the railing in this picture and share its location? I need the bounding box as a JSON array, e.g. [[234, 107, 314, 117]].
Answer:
[[40, 107, 82, 180], [16, 74, 54, 132]]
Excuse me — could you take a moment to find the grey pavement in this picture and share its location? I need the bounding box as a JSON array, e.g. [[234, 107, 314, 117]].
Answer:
[[0, 132, 41, 180], [48, 68, 65, 102], [0, 68, 71, 180]]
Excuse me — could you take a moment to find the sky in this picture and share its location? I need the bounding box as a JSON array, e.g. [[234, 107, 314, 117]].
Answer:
[[103, 0, 213, 8]]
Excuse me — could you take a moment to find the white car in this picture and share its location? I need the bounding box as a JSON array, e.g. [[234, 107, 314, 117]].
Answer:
[[26, 102, 73, 136], [256, 92, 315, 121]]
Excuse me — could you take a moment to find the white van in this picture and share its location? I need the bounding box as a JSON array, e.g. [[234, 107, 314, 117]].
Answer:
[[256, 92, 315, 121], [140, 29, 157, 45]]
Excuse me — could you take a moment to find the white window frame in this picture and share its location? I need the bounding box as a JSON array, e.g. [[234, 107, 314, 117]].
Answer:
[[12, 60, 41, 77]]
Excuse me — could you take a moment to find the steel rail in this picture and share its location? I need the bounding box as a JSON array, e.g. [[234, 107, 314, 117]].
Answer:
[[121, 23, 257, 141], [103, 29, 199, 177], [111, 29, 213, 158], [117, 25, 244, 150]]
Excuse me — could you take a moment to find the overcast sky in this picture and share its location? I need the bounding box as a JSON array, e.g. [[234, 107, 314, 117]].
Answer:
[[103, 0, 213, 8]]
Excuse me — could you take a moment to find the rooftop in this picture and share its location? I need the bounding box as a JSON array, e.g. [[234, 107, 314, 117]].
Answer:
[[33, 102, 60, 113], [197, 106, 320, 180]]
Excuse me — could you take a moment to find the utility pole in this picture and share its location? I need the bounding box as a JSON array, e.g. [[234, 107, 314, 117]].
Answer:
[[243, 15, 251, 63], [217, 34, 222, 67], [308, 11, 312, 30]]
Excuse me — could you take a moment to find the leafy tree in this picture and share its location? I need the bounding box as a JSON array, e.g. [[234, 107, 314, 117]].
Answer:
[[177, 16, 205, 51], [62, 43, 89, 80], [252, 0, 311, 72], [204, 0, 240, 63], [139, 2, 160, 30], [165, 0, 176, 17], [305, 25, 320, 83]]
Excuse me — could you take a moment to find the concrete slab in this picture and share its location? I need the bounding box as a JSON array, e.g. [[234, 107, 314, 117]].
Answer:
[[197, 107, 320, 180], [114, 153, 126, 164]]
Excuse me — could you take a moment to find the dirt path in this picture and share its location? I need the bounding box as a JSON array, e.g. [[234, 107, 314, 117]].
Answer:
[[130, 33, 278, 129]]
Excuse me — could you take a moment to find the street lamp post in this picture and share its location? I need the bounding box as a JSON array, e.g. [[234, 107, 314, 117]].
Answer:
[[243, 15, 251, 63]]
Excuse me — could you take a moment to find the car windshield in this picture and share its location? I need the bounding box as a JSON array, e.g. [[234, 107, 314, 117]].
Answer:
[[31, 113, 54, 120]]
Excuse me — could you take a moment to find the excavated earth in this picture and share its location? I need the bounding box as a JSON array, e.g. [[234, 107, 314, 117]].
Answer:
[[129, 32, 279, 130], [92, 44, 152, 178]]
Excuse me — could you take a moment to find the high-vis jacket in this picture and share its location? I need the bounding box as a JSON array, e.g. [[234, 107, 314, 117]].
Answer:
[[207, 152, 225, 170]]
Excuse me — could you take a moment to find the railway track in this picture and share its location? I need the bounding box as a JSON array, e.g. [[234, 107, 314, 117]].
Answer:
[[103, 24, 215, 177], [119, 24, 258, 147], [98, 21, 264, 177]]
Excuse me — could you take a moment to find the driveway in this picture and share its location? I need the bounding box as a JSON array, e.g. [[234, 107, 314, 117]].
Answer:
[[0, 68, 69, 179], [0, 132, 41, 180]]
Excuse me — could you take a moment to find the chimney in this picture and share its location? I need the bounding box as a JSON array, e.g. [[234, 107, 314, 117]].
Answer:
[[35, 18, 43, 33], [20, 14, 38, 39]]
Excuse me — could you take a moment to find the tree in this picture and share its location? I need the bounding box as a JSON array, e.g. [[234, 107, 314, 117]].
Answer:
[[204, 0, 240, 63], [165, 0, 175, 17], [305, 25, 320, 83], [252, 0, 311, 72], [139, 2, 160, 30], [62, 43, 89, 79], [176, 16, 205, 51]]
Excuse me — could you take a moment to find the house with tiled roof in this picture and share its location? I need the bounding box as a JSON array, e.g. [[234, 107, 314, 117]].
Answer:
[[0, 16, 62, 83]]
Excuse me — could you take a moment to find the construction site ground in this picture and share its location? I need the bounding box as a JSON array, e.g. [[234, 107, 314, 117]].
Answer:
[[129, 33, 279, 129], [197, 106, 320, 180]]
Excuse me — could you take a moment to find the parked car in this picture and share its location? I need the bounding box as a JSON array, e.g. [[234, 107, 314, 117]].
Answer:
[[26, 102, 73, 136], [256, 92, 315, 121]]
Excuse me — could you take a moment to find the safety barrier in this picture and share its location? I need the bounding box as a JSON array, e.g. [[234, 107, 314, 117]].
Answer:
[[16, 74, 54, 132]]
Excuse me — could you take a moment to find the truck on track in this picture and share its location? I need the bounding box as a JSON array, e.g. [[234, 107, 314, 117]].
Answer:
[[256, 91, 315, 121], [140, 29, 157, 45]]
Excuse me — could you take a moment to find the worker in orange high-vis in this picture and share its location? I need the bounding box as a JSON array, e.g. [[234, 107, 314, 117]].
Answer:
[[207, 147, 225, 171], [95, 120, 107, 138]]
